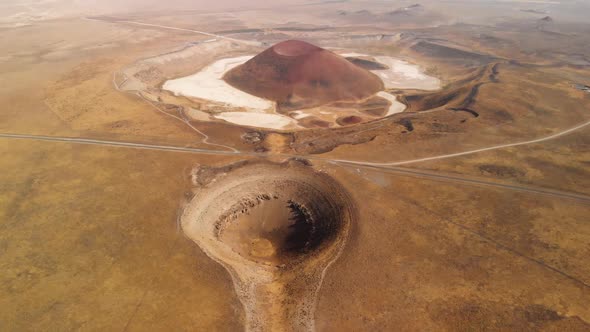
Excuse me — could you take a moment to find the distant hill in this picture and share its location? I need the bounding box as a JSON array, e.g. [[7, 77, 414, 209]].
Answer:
[[540, 16, 553, 22]]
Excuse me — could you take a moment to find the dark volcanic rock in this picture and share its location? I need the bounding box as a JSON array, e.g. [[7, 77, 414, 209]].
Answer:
[[540, 16, 553, 22], [336, 116, 364, 126], [345, 57, 389, 70]]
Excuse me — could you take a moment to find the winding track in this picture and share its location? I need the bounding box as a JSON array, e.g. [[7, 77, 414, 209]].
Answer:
[[112, 72, 239, 152], [0, 133, 246, 157], [332, 118, 590, 167], [97, 17, 590, 168], [4, 17, 590, 298], [345, 164, 590, 203], [2, 121, 590, 204], [7, 17, 590, 201], [93, 18, 261, 46]]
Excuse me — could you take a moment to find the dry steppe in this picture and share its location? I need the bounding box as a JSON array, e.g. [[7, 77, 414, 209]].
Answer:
[[1, 0, 590, 331]]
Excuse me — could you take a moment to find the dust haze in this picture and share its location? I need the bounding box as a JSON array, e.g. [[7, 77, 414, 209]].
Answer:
[[1, 0, 590, 331]]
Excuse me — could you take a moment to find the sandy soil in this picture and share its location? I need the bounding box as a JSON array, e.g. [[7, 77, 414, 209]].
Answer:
[[2, 3, 590, 331], [186, 108, 212, 121]]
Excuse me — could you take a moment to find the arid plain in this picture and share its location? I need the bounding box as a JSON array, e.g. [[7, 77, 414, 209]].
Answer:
[[1, 0, 590, 331]]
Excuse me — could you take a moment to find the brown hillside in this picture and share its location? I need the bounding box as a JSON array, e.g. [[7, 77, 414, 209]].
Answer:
[[223, 40, 384, 111]]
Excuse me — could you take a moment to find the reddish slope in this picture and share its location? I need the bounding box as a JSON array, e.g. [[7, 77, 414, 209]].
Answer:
[[223, 40, 384, 111]]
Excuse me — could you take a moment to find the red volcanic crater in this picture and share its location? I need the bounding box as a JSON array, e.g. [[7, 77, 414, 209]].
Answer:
[[223, 40, 384, 111]]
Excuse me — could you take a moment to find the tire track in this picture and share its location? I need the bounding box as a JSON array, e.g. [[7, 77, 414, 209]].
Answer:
[[112, 71, 239, 152], [88, 17, 261, 46], [331, 118, 590, 167], [2, 131, 590, 204]]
